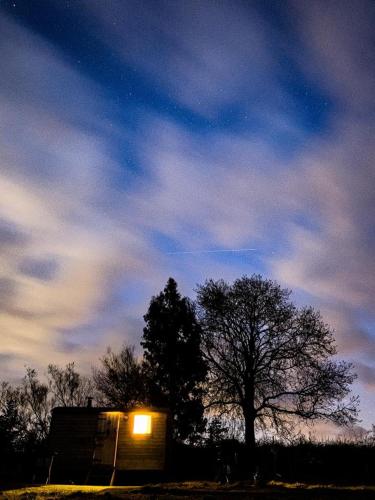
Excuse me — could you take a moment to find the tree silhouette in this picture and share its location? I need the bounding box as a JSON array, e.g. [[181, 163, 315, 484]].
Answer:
[[1, 363, 94, 456], [93, 345, 148, 407], [48, 362, 94, 407], [0, 382, 28, 454], [142, 277, 207, 442], [22, 368, 51, 443], [197, 275, 358, 457]]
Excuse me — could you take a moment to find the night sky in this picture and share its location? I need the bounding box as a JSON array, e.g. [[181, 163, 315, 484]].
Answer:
[[0, 0, 374, 434]]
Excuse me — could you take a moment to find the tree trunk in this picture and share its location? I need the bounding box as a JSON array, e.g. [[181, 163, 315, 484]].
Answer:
[[244, 413, 256, 450], [243, 408, 257, 476]]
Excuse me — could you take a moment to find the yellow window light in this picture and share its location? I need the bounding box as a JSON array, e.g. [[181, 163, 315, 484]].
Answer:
[[133, 414, 152, 435]]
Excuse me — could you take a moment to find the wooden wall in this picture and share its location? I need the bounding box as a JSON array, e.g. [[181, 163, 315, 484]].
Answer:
[[116, 410, 167, 471], [49, 409, 98, 482]]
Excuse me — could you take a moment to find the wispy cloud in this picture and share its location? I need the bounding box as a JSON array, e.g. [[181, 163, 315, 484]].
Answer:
[[0, 13, 158, 378], [83, 0, 275, 118]]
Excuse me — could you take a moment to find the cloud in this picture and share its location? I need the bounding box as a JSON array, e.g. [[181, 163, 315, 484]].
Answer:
[[18, 257, 58, 281], [273, 121, 375, 312], [270, 4, 375, 360], [129, 116, 299, 251], [0, 217, 29, 249], [0, 13, 157, 377], [316, 306, 375, 360], [81, 0, 277, 118], [355, 362, 375, 390], [291, 0, 375, 112]]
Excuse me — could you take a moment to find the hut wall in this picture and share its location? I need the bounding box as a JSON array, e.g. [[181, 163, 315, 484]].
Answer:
[[117, 411, 167, 471], [49, 409, 98, 482]]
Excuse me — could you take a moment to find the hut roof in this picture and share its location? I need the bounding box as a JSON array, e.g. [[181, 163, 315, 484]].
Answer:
[[51, 406, 169, 414]]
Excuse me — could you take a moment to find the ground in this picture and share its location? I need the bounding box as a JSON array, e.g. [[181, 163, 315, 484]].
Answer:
[[1, 482, 375, 499]]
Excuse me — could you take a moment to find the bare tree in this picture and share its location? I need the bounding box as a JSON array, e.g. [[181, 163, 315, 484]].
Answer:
[[22, 368, 52, 442], [47, 362, 94, 407], [1, 362, 94, 456], [196, 275, 358, 456], [93, 345, 148, 407]]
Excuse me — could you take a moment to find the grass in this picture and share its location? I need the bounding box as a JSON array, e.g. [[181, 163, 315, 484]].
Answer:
[[2, 481, 375, 499]]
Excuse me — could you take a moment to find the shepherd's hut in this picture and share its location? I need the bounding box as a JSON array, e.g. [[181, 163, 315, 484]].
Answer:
[[48, 404, 169, 485]]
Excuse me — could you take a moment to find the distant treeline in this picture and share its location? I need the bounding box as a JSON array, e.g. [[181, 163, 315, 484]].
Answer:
[[172, 439, 375, 485]]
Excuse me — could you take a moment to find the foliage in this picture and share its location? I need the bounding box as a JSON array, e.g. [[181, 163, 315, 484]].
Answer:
[[0, 382, 28, 453], [196, 275, 359, 452], [93, 344, 148, 407], [142, 277, 207, 442], [204, 416, 230, 445]]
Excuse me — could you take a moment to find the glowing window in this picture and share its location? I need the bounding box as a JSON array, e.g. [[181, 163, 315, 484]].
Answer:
[[133, 414, 152, 434]]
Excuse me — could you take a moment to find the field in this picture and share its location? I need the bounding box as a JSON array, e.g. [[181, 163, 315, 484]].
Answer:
[[1, 482, 375, 500]]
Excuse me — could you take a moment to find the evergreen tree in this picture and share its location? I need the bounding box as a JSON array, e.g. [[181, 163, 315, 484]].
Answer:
[[142, 277, 207, 442]]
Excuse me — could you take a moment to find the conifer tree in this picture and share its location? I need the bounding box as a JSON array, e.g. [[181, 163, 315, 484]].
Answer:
[[142, 277, 207, 442]]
